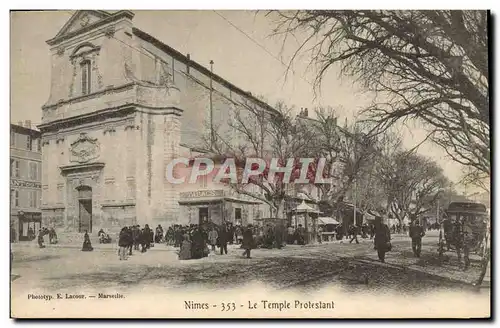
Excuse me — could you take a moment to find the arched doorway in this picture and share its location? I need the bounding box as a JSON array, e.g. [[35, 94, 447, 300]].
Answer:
[[77, 185, 92, 233]]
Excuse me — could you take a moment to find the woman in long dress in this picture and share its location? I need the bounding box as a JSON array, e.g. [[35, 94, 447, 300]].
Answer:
[[81, 230, 94, 252], [179, 233, 192, 260]]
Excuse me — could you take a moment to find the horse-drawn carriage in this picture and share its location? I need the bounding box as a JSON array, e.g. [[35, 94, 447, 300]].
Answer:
[[438, 201, 490, 277]]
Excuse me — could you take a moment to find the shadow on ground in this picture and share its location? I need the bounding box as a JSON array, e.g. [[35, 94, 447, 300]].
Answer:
[[43, 256, 475, 295]]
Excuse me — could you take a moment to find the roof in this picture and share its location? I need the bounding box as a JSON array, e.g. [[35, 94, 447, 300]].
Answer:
[[10, 123, 41, 136], [292, 200, 320, 213], [318, 217, 339, 225], [132, 28, 281, 117]]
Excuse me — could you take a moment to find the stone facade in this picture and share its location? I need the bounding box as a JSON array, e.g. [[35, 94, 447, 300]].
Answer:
[[40, 10, 272, 234], [10, 123, 42, 242]]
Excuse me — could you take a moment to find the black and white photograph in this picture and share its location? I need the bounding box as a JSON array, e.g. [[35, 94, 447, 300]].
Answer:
[[9, 8, 491, 318]]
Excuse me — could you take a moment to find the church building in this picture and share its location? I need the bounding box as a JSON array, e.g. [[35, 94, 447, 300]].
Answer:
[[39, 10, 273, 234]]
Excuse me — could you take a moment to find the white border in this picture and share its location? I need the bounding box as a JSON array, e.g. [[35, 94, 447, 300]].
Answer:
[[2, 2, 498, 327]]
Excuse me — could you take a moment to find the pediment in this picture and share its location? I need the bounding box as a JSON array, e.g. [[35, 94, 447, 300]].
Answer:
[[53, 10, 112, 40]]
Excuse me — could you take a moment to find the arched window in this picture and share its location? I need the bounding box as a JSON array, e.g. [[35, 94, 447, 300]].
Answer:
[[81, 60, 91, 95]]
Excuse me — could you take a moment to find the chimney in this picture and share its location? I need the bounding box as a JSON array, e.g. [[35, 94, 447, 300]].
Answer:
[[18, 121, 23, 127], [304, 108, 308, 117], [25, 120, 31, 129], [186, 53, 191, 74]]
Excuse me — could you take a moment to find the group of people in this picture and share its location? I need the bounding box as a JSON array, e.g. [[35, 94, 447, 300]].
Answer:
[[177, 222, 256, 260], [36, 227, 58, 248], [166, 223, 241, 248], [116, 224, 158, 260]]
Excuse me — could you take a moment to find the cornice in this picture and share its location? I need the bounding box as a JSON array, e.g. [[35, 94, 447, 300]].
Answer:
[[42, 82, 135, 110], [46, 10, 134, 47]]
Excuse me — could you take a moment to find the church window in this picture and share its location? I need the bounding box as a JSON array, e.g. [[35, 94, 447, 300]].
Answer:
[[81, 60, 91, 95]]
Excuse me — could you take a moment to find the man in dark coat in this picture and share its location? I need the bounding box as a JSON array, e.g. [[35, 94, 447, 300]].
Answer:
[[118, 227, 131, 260], [140, 228, 148, 253], [374, 218, 391, 263], [409, 220, 425, 257], [242, 224, 255, 258], [142, 224, 152, 249], [132, 225, 140, 250], [126, 227, 134, 256], [218, 224, 230, 255]]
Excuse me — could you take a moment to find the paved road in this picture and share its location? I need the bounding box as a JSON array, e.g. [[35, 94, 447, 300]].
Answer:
[[11, 232, 489, 296]]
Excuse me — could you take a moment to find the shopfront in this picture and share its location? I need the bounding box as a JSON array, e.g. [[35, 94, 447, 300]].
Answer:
[[178, 189, 263, 226], [17, 211, 42, 241]]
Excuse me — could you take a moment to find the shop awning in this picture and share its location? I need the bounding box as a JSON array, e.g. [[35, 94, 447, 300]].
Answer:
[[318, 217, 339, 225]]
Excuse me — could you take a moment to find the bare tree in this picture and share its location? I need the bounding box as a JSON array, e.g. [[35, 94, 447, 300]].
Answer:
[[269, 10, 489, 186], [378, 151, 450, 225], [203, 98, 318, 218]]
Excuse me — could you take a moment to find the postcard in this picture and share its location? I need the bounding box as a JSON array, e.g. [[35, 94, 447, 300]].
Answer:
[[10, 9, 491, 319]]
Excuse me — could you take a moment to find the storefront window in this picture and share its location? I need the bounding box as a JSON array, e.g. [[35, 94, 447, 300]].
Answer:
[[235, 208, 242, 226], [199, 207, 209, 225]]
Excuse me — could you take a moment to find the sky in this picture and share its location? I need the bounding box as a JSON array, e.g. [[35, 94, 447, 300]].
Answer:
[[10, 10, 472, 190]]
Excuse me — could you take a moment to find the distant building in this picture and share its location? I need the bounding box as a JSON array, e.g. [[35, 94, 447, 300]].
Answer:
[[10, 122, 42, 242]]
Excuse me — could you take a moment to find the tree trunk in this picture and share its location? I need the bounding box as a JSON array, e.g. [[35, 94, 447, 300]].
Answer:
[[275, 198, 285, 219]]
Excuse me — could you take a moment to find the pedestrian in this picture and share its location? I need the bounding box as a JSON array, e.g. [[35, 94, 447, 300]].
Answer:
[[208, 227, 218, 252], [143, 224, 152, 250], [49, 228, 58, 244], [127, 227, 134, 256], [191, 227, 205, 259], [317, 225, 323, 244], [149, 225, 155, 248], [349, 224, 359, 244], [335, 224, 344, 240], [218, 224, 229, 255], [118, 227, 130, 260], [179, 233, 192, 260], [132, 225, 140, 250], [140, 228, 148, 253], [374, 217, 391, 263], [242, 224, 255, 258], [296, 224, 305, 245], [409, 219, 425, 257], [81, 230, 93, 252], [37, 229, 46, 248]]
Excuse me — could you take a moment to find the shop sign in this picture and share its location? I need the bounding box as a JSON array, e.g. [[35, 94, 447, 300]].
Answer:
[[11, 179, 41, 189], [180, 189, 224, 199]]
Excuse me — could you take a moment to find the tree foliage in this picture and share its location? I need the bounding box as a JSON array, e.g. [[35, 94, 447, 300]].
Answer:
[[269, 10, 489, 185]]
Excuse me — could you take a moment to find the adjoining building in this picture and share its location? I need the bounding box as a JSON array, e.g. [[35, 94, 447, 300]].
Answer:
[[39, 10, 273, 234], [10, 122, 42, 242]]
